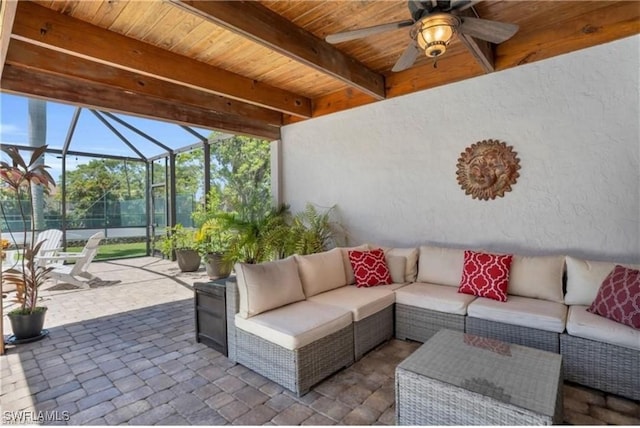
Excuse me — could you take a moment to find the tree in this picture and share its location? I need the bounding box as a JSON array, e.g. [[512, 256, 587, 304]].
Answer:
[[60, 159, 145, 227], [28, 99, 46, 230], [208, 134, 272, 222], [175, 149, 204, 198]]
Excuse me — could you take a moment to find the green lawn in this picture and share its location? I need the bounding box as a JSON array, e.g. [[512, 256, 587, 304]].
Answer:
[[66, 241, 148, 260]]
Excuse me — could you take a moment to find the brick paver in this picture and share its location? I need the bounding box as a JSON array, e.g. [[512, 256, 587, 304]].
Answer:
[[1, 257, 638, 425]]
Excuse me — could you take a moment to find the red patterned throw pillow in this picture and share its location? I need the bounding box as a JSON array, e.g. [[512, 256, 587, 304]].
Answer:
[[587, 265, 640, 329], [458, 250, 513, 302], [348, 248, 392, 288]]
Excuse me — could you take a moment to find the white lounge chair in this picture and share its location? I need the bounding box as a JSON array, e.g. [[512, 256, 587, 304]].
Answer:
[[33, 229, 63, 267], [39, 232, 104, 289]]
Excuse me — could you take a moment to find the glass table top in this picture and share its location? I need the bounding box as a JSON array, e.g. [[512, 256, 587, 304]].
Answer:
[[397, 329, 562, 417]]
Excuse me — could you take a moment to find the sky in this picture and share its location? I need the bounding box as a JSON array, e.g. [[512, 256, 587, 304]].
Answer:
[[0, 93, 215, 180]]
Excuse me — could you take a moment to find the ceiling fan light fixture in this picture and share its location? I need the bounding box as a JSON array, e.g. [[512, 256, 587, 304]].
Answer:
[[416, 14, 459, 58]]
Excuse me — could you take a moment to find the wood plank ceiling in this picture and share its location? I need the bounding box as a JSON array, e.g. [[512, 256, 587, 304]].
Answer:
[[1, 0, 638, 140]]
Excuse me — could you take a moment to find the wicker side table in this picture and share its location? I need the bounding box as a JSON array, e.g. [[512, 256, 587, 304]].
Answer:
[[396, 329, 563, 425]]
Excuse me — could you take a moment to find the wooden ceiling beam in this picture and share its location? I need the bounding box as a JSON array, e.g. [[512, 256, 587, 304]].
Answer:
[[5, 39, 282, 128], [10, 1, 310, 118], [1, 64, 281, 140], [0, 0, 17, 81], [170, 0, 386, 100], [494, 1, 640, 70]]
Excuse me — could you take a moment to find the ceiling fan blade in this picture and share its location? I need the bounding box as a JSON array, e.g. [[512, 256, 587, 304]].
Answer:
[[449, 0, 483, 12], [458, 17, 519, 44], [391, 41, 420, 72], [326, 20, 414, 44]]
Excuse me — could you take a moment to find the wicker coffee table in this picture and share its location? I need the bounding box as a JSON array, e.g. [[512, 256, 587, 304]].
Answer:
[[396, 329, 563, 425]]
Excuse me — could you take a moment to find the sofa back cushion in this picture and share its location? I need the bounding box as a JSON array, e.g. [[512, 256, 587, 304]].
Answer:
[[565, 256, 640, 306], [387, 254, 407, 284], [295, 248, 347, 297], [384, 247, 419, 283], [235, 257, 306, 319], [508, 255, 565, 303], [340, 244, 369, 285], [417, 245, 465, 287]]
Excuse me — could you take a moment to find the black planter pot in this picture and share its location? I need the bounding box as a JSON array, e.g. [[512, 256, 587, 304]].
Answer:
[[175, 249, 201, 272], [204, 253, 231, 280], [8, 307, 47, 340]]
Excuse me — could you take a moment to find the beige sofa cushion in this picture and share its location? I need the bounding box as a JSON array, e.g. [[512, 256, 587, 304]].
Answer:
[[508, 255, 565, 303], [383, 247, 419, 282], [565, 256, 640, 306], [417, 245, 465, 287], [395, 282, 476, 315], [308, 285, 395, 321], [235, 258, 306, 319], [296, 248, 346, 297], [467, 295, 567, 333], [339, 245, 369, 285], [234, 300, 352, 350], [386, 255, 407, 284], [566, 305, 639, 351]]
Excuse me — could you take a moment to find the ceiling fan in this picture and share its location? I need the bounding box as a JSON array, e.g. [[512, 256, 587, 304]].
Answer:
[[325, 0, 519, 72]]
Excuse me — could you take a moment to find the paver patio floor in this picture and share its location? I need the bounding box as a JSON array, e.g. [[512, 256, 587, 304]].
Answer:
[[1, 257, 638, 425]]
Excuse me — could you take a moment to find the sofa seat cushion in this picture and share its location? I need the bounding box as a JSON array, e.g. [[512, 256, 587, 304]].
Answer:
[[566, 305, 640, 351], [235, 257, 306, 318], [467, 295, 567, 333], [372, 282, 409, 291], [308, 285, 395, 321], [395, 282, 476, 315], [295, 248, 347, 297], [234, 300, 352, 350]]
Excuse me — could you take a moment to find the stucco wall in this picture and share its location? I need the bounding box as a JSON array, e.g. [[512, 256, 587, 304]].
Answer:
[[280, 36, 640, 262]]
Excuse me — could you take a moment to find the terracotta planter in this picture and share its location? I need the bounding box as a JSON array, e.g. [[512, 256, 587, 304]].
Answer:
[[175, 249, 201, 272], [8, 307, 47, 340], [204, 253, 231, 280]]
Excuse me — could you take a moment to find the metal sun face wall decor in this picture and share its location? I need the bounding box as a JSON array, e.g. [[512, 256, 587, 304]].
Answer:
[[456, 139, 520, 201]]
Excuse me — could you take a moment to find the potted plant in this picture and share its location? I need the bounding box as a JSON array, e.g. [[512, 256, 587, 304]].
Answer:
[[158, 224, 201, 272], [194, 218, 232, 279], [0, 145, 55, 341]]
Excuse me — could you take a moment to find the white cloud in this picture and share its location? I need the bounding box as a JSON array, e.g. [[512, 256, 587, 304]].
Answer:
[[0, 123, 26, 137]]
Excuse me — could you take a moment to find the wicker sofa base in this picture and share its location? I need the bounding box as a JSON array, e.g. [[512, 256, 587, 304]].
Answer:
[[560, 333, 639, 400], [395, 304, 465, 343], [354, 305, 394, 360], [235, 324, 354, 396], [465, 317, 560, 353]]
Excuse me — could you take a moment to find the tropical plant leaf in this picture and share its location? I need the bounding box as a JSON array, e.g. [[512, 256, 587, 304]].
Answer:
[[28, 145, 48, 168]]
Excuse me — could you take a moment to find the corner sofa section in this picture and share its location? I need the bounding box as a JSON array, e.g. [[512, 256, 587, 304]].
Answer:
[[226, 247, 410, 396]]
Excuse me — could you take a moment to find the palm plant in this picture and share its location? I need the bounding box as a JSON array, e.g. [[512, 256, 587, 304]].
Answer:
[[0, 145, 55, 316], [286, 204, 344, 255], [218, 204, 291, 264]]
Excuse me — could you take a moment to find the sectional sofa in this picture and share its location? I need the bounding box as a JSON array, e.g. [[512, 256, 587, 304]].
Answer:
[[225, 245, 639, 399]]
